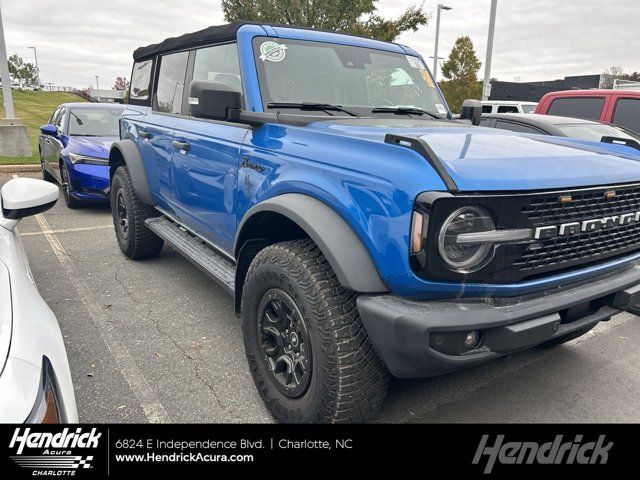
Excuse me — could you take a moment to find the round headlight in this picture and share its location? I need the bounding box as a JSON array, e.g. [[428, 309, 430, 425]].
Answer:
[[438, 206, 495, 271]]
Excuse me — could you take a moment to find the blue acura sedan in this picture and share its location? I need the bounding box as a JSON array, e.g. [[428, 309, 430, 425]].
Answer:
[[39, 102, 125, 208]]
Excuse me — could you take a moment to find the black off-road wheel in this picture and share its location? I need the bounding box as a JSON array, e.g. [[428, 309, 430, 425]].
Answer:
[[241, 239, 389, 423], [110, 166, 164, 259], [537, 323, 597, 348]]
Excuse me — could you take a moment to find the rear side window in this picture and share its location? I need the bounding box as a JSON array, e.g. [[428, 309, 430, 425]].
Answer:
[[613, 98, 640, 133], [494, 120, 544, 134], [193, 43, 242, 92], [481, 105, 492, 113], [547, 97, 604, 120], [154, 51, 189, 114], [130, 60, 153, 102], [497, 105, 518, 113]]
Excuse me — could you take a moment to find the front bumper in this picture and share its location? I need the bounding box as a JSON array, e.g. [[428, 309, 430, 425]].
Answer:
[[69, 163, 109, 201], [358, 265, 640, 378]]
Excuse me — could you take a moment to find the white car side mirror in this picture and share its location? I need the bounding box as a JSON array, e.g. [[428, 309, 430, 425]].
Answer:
[[0, 178, 59, 230]]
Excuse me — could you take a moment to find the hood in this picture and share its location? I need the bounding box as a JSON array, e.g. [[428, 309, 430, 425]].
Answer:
[[67, 136, 116, 158], [305, 118, 640, 191]]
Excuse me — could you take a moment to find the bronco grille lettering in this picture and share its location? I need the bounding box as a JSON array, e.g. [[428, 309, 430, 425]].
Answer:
[[534, 210, 640, 239]]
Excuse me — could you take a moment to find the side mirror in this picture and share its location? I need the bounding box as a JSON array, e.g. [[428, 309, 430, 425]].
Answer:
[[188, 80, 242, 121], [1, 178, 59, 229], [460, 99, 482, 126], [40, 124, 58, 136]]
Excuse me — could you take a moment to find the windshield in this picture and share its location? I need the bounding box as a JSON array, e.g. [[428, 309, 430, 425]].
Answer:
[[556, 123, 640, 142], [253, 38, 447, 116], [68, 108, 123, 137], [521, 104, 537, 113]]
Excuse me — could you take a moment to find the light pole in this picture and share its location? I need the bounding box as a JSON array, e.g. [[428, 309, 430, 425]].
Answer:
[[28, 46, 39, 86], [0, 2, 15, 119], [429, 55, 444, 80], [0, 1, 31, 156], [95, 75, 100, 101], [433, 4, 452, 82], [482, 0, 498, 100]]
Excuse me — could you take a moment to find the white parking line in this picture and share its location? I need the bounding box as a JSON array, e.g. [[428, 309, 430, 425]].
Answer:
[[34, 213, 170, 423], [21, 225, 113, 236]]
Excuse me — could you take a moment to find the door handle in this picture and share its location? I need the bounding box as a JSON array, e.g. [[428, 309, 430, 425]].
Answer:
[[139, 130, 153, 139], [171, 140, 190, 152]]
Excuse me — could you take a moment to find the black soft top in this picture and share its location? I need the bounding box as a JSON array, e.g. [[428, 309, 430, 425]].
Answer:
[[133, 21, 259, 61], [132, 21, 387, 61]]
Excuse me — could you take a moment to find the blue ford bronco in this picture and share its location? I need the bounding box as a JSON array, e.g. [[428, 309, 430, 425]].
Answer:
[[110, 22, 640, 423]]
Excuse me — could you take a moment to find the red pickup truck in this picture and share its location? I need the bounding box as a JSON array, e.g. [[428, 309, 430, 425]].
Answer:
[[535, 89, 640, 134]]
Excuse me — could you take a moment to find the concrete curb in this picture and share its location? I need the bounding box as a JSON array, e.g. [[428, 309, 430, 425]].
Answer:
[[0, 164, 41, 173]]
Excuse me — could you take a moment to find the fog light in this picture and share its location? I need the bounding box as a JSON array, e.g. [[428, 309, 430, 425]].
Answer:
[[430, 330, 484, 355], [464, 330, 480, 349]]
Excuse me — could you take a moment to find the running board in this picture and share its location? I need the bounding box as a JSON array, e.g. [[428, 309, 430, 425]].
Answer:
[[145, 216, 236, 296]]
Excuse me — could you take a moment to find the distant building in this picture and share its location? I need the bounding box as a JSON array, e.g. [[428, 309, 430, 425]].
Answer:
[[87, 88, 124, 103], [614, 79, 640, 91], [489, 74, 618, 102]]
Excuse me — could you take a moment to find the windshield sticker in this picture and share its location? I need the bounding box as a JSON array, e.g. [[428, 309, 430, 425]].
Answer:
[[406, 55, 424, 69], [421, 70, 435, 88], [260, 41, 287, 62], [435, 103, 447, 115]]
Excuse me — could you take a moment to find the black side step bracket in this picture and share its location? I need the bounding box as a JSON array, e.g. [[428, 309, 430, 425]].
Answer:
[[146, 216, 236, 296], [384, 134, 459, 193]]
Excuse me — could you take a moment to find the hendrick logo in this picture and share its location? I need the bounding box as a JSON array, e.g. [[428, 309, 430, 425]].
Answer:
[[472, 434, 613, 474], [9, 428, 101, 474], [534, 211, 640, 240]]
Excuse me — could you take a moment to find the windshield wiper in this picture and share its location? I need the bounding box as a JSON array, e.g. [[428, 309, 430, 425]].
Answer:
[[371, 106, 443, 119], [267, 102, 360, 117], [69, 111, 84, 125]]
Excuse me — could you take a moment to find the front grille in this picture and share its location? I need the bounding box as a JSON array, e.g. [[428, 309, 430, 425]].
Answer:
[[514, 220, 640, 271], [413, 185, 640, 285], [522, 185, 640, 226], [515, 184, 640, 273]]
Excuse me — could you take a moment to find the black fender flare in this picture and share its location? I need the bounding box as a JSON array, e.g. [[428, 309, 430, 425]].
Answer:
[[109, 139, 155, 205], [235, 194, 388, 293]]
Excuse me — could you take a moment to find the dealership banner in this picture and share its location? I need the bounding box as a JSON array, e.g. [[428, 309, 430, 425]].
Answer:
[[0, 423, 636, 476]]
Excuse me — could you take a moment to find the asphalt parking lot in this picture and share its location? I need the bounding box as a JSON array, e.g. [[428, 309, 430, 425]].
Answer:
[[4, 171, 640, 423]]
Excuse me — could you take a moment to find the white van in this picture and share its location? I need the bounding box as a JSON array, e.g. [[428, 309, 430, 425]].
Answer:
[[481, 101, 538, 114]]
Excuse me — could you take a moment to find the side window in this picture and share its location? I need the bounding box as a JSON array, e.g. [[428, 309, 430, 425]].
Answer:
[[481, 105, 492, 113], [130, 60, 153, 101], [154, 51, 189, 114], [547, 97, 604, 120], [494, 120, 543, 134], [55, 107, 66, 132], [613, 98, 640, 134], [49, 107, 61, 125], [192, 43, 242, 92], [497, 105, 519, 113]]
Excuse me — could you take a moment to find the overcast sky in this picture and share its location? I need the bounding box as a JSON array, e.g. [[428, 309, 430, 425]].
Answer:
[[2, 0, 639, 89]]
